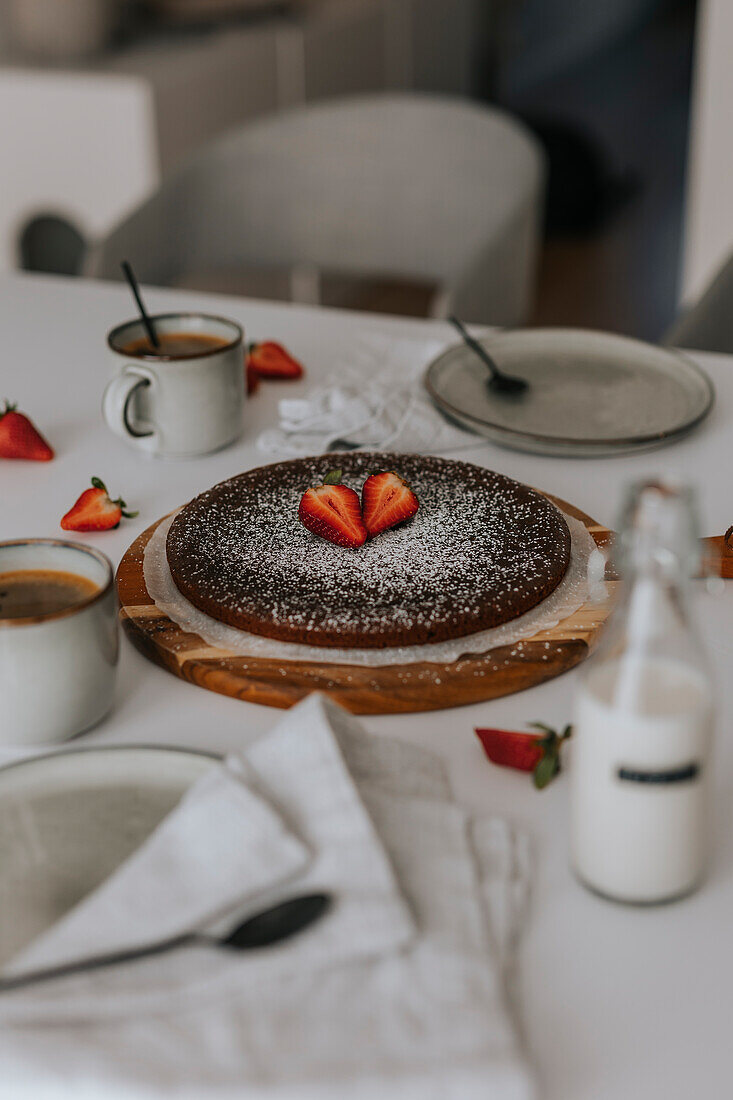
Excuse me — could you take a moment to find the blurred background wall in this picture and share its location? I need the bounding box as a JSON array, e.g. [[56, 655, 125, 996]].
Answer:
[[0, 0, 708, 340]]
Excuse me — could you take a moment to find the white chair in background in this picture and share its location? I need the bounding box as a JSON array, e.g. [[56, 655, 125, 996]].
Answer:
[[86, 93, 545, 326], [0, 0, 487, 278], [0, 23, 281, 274], [665, 252, 733, 353], [679, 0, 733, 309]]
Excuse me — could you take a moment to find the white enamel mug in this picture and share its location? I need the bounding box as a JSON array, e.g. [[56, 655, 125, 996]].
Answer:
[[0, 541, 118, 746], [103, 313, 245, 458]]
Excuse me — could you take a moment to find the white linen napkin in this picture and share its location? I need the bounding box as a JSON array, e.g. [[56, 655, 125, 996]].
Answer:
[[3, 762, 310, 979], [257, 332, 478, 456], [0, 695, 415, 1023], [0, 695, 534, 1100]]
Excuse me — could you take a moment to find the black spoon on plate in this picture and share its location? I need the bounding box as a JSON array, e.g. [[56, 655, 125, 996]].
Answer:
[[0, 892, 332, 993], [448, 315, 528, 396]]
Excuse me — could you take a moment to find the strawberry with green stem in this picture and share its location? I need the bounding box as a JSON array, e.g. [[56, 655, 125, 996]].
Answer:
[[0, 401, 54, 461], [298, 468, 367, 549], [61, 477, 138, 532], [475, 722, 573, 789]]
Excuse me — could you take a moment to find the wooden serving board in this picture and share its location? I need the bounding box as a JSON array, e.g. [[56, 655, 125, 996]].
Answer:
[[116, 493, 615, 715]]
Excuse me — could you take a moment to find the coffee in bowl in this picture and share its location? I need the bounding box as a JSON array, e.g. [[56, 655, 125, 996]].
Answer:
[[0, 569, 100, 620]]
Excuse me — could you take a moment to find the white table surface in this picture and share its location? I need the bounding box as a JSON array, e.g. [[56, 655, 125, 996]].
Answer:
[[2, 271, 732, 1099]]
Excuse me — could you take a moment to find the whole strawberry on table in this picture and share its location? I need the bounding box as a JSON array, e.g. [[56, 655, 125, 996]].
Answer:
[[0, 401, 54, 461]]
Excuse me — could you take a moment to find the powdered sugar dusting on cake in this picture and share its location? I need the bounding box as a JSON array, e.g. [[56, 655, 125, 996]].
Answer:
[[166, 453, 571, 648]]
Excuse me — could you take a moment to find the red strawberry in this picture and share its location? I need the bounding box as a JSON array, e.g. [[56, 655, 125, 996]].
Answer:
[[247, 341, 304, 381], [298, 468, 367, 549], [361, 471, 419, 538], [61, 477, 138, 532], [246, 360, 261, 396], [475, 723, 572, 789], [0, 401, 54, 461]]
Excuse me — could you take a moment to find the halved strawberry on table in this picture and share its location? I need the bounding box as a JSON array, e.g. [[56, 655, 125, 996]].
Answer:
[[361, 471, 419, 538], [246, 361, 261, 396], [298, 469, 367, 549], [247, 341, 304, 381], [475, 723, 573, 789], [0, 401, 54, 461], [61, 478, 138, 532]]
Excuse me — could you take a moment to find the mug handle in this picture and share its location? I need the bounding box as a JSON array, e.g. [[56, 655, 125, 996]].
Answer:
[[102, 366, 156, 446]]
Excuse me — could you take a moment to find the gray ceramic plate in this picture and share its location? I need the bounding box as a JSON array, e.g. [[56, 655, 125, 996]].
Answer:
[[0, 745, 218, 967], [424, 328, 714, 456]]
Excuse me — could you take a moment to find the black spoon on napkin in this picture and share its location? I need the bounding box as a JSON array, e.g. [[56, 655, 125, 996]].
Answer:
[[0, 892, 331, 994]]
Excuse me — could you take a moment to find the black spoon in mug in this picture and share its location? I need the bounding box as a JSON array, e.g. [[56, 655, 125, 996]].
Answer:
[[121, 259, 160, 350], [448, 315, 528, 396], [0, 892, 332, 994]]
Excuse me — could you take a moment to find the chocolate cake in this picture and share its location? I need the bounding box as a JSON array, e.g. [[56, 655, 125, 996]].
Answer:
[[166, 453, 571, 649]]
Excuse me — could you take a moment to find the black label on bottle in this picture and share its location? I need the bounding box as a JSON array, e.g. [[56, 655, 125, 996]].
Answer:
[[617, 763, 700, 785]]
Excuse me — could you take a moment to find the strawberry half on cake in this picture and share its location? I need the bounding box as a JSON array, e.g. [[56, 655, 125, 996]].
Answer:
[[298, 470, 367, 549]]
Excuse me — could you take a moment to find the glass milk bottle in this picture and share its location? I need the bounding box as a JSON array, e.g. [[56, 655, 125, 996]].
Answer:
[[571, 481, 714, 904]]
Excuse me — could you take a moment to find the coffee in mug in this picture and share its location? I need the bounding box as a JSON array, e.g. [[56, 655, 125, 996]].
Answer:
[[0, 569, 99, 620], [0, 540, 118, 746], [119, 332, 230, 358], [103, 312, 245, 458]]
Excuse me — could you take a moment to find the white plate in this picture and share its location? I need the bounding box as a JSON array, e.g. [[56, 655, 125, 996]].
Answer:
[[425, 328, 714, 456], [0, 746, 218, 967]]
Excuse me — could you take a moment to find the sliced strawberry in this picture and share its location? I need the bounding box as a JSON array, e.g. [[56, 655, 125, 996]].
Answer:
[[298, 468, 367, 549], [475, 728, 544, 772], [475, 723, 573, 789], [0, 401, 54, 461], [247, 341, 303, 381], [361, 471, 419, 538], [61, 477, 138, 533], [246, 360, 260, 396]]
